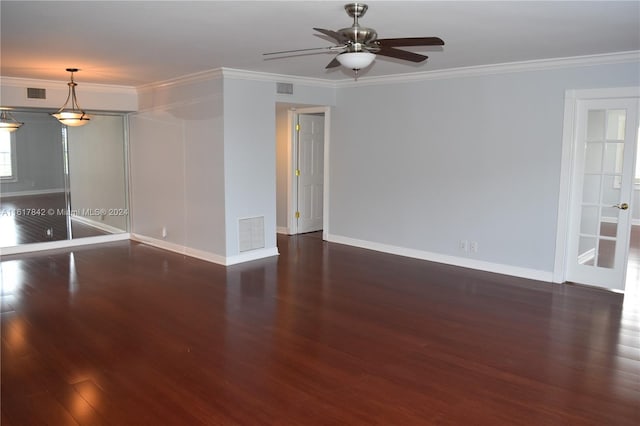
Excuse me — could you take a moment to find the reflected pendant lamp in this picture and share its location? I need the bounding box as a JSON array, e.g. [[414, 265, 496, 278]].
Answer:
[[51, 68, 91, 127], [0, 109, 23, 132]]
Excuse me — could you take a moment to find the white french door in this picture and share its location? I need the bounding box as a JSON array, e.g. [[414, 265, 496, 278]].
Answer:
[[566, 97, 640, 290]]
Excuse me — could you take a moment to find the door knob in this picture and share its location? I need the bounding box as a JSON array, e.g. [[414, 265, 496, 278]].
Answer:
[[613, 202, 629, 210]]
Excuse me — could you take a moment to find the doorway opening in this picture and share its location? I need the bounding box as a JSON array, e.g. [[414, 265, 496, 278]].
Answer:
[[275, 104, 330, 238]]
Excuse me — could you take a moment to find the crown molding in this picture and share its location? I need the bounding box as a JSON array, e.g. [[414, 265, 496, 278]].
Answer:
[[136, 68, 224, 92], [142, 50, 639, 90], [220, 68, 338, 88], [336, 50, 640, 88], [138, 67, 336, 92], [4, 50, 637, 100], [0, 75, 137, 94]]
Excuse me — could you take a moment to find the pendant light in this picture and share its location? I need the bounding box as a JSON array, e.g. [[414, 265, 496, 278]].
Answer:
[[51, 68, 91, 127], [0, 108, 23, 132]]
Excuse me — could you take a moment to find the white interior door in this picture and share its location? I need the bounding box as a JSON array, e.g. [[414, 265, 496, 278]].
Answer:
[[296, 113, 324, 233], [566, 98, 640, 290]]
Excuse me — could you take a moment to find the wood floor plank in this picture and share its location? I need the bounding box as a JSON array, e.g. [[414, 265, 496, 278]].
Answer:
[[1, 234, 638, 424]]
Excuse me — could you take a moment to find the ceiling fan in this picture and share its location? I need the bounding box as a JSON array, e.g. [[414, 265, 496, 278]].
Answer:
[[264, 2, 444, 77]]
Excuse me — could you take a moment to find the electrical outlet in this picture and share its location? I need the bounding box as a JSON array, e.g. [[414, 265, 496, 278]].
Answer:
[[470, 241, 479, 253], [459, 240, 469, 252]]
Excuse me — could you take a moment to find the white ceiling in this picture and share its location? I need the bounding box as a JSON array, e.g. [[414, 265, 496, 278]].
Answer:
[[1, 1, 639, 87]]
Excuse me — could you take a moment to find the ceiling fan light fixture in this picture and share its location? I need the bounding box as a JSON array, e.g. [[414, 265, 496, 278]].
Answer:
[[0, 109, 24, 133], [51, 68, 91, 127], [336, 51, 375, 70]]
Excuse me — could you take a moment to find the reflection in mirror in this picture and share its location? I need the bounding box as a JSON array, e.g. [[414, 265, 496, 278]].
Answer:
[[66, 115, 128, 235], [0, 111, 128, 248]]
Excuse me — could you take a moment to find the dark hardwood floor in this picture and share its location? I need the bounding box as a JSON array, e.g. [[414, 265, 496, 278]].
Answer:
[[1, 234, 638, 425], [0, 193, 108, 247]]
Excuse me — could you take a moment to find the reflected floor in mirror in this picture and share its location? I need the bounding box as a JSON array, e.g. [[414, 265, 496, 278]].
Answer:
[[1, 234, 638, 425], [0, 193, 108, 246]]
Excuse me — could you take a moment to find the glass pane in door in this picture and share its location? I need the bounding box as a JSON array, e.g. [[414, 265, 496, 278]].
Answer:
[[576, 107, 628, 269], [603, 142, 624, 173], [584, 142, 603, 172], [578, 236, 597, 265], [587, 110, 606, 140], [606, 110, 626, 140], [597, 239, 616, 268]]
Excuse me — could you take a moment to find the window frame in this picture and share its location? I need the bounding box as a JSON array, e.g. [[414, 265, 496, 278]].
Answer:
[[0, 131, 18, 183]]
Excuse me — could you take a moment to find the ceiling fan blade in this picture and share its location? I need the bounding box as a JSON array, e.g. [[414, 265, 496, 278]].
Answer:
[[314, 27, 347, 43], [263, 46, 333, 56], [325, 57, 341, 69], [376, 37, 445, 47], [376, 46, 428, 63]]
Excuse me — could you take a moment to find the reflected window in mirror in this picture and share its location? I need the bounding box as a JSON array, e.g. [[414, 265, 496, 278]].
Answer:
[[0, 131, 17, 182]]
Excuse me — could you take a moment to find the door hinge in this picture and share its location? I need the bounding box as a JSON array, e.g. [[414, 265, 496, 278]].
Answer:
[[295, 211, 300, 219], [296, 123, 300, 132], [295, 169, 300, 176]]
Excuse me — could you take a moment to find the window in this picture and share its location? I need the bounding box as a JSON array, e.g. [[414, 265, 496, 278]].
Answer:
[[0, 131, 17, 181], [635, 127, 640, 185]]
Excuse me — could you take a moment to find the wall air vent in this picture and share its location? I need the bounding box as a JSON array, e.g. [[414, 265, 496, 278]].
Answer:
[[27, 88, 46, 99], [276, 82, 293, 95], [238, 216, 265, 252]]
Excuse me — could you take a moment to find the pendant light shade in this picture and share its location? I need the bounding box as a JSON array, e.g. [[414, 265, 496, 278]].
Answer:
[[52, 68, 90, 127], [0, 109, 23, 132], [336, 51, 376, 70]]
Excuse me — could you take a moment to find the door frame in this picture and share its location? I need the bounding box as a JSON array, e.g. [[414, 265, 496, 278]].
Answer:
[[286, 106, 331, 238], [553, 86, 640, 287]]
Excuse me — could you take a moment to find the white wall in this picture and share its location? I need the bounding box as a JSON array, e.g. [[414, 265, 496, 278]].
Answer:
[[130, 75, 227, 260], [223, 77, 277, 258], [329, 61, 640, 277], [129, 71, 336, 265]]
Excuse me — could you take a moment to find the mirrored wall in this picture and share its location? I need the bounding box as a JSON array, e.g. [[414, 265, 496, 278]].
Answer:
[[0, 111, 128, 248]]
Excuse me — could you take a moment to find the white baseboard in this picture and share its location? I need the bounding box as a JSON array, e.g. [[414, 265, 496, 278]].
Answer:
[[326, 234, 554, 283], [277, 226, 291, 235], [0, 233, 131, 256], [71, 215, 127, 234], [0, 188, 65, 198], [130, 233, 226, 265], [130, 233, 278, 266], [226, 247, 279, 265]]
